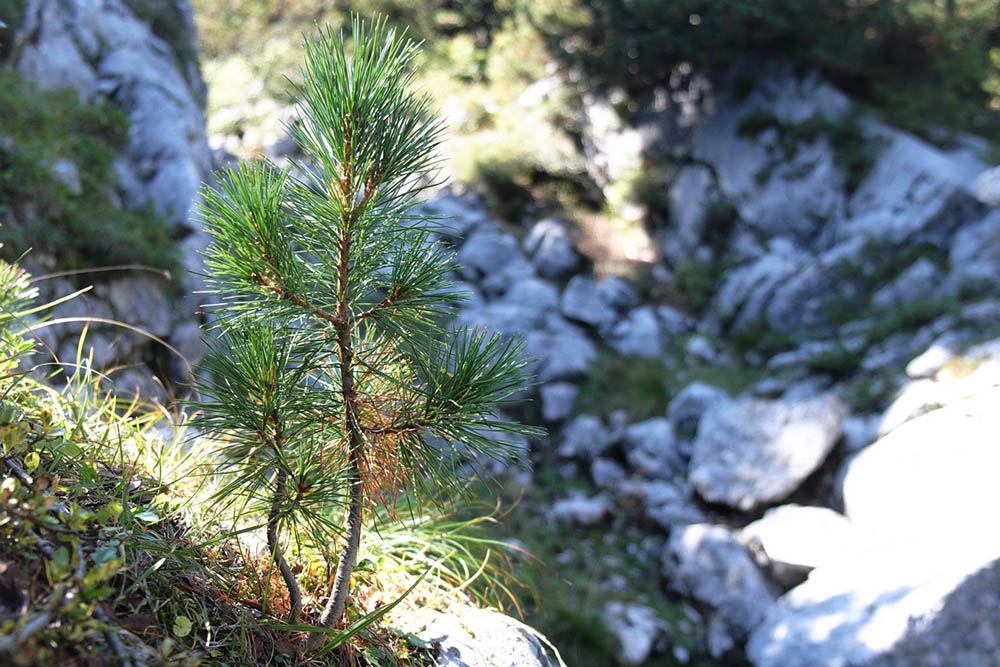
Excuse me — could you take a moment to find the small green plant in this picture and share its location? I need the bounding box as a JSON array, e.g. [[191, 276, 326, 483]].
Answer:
[[195, 17, 538, 651]]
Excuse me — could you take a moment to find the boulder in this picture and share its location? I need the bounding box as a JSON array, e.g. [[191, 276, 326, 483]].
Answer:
[[748, 547, 1000, 667], [636, 480, 705, 529], [603, 602, 670, 666], [411, 608, 558, 667], [663, 523, 776, 657], [689, 395, 845, 511], [457, 231, 530, 283], [667, 382, 731, 437], [539, 383, 578, 423], [608, 306, 665, 358], [621, 418, 684, 479], [547, 493, 610, 526], [523, 218, 581, 279], [591, 458, 627, 489], [844, 388, 1000, 551], [558, 415, 611, 460], [741, 505, 859, 573], [560, 275, 619, 332]]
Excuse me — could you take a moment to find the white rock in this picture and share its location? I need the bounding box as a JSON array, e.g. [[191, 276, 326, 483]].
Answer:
[[410, 608, 558, 667], [689, 395, 846, 511], [974, 165, 1000, 206], [558, 415, 610, 460], [622, 418, 684, 479], [603, 602, 670, 666], [547, 493, 609, 526], [608, 306, 664, 358], [663, 523, 775, 657], [741, 505, 859, 572], [539, 382, 578, 423]]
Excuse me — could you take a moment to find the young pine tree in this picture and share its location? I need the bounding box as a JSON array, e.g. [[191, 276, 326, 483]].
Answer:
[[194, 17, 537, 648]]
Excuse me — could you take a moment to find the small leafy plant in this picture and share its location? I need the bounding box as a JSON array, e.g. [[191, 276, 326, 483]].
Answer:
[[195, 17, 537, 650]]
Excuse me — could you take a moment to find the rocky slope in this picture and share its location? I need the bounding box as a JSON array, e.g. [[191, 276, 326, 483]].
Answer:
[[5, 2, 1000, 663], [7, 0, 212, 397], [389, 65, 1000, 664]]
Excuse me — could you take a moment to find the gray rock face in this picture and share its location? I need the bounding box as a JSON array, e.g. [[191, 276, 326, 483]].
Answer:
[[102, 276, 172, 338], [741, 504, 858, 573], [560, 275, 619, 332], [12, 0, 212, 395], [664, 524, 775, 657], [547, 493, 610, 526], [689, 395, 845, 511], [661, 165, 718, 266], [539, 382, 578, 422], [692, 69, 852, 245], [667, 382, 731, 436], [523, 218, 581, 279], [412, 608, 557, 667], [871, 258, 945, 311], [747, 547, 1000, 667], [608, 306, 665, 358], [865, 558, 1000, 667], [558, 415, 610, 460], [603, 601, 670, 666], [835, 124, 987, 248], [621, 418, 684, 479], [947, 208, 1000, 292]]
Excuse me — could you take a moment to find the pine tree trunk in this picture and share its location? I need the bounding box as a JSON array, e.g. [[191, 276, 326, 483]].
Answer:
[[267, 468, 302, 623]]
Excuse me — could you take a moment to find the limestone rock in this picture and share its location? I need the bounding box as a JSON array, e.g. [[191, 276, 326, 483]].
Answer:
[[558, 415, 610, 460], [603, 601, 670, 666], [539, 382, 578, 423], [608, 306, 665, 358], [411, 608, 558, 667], [667, 382, 731, 437], [689, 395, 845, 511], [663, 523, 775, 657], [621, 418, 684, 479]]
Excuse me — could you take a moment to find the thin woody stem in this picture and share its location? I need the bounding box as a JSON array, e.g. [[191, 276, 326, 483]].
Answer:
[[308, 112, 367, 650], [265, 412, 302, 624]]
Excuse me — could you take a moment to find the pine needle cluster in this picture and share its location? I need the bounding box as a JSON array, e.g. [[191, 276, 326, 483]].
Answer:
[[193, 17, 538, 648]]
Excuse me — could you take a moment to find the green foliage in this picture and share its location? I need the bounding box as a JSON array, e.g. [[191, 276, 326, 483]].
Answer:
[[195, 17, 539, 646], [674, 256, 718, 314], [0, 258, 445, 665], [0, 70, 177, 272], [534, 0, 1000, 143]]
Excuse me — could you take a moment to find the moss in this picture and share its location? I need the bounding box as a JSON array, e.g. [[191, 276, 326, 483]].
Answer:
[[674, 257, 717, 314], [575, 348, 673, 420], [0, 69, 177, 273]]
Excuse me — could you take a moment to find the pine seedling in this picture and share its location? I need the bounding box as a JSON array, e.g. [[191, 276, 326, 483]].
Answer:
[[194, 17, 538, 649]]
